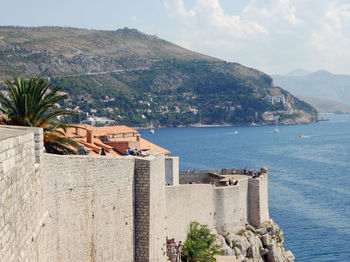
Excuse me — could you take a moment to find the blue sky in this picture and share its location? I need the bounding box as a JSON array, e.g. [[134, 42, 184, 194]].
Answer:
[[1, 0, 350, 75]]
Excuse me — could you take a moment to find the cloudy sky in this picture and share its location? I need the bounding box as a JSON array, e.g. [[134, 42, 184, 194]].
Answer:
[[1, 0, 350, 75]]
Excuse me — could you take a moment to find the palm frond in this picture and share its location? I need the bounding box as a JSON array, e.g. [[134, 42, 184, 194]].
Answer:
[[1, 76, 78, 154]]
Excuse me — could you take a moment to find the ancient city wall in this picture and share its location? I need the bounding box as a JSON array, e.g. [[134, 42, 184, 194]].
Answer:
[[165, 174, 269, 241], [0, 126, 167, 262], [0, 126, 47, 262], [166, 184, 215, 241], [178, 170, 218, 184], [0, 125, 270, 262], [41, 154, 135, 262], [134, 152, 167, 262], [214, 185, 245, 234], [165, 156, 179, 186], [248, 174, 269, 227], [165, 182, 249, 241], [149, 153, 167, 262]]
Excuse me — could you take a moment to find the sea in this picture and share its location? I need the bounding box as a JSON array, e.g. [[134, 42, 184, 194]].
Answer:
[[139, 114, 350, 262]]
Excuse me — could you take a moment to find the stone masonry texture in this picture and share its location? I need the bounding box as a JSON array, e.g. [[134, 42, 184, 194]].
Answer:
[[41, 154, 135, 262]]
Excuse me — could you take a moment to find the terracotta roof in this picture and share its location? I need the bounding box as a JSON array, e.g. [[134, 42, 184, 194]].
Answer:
[[76, 139, 101, 152], [93, 138, 111, 147], [108, 137, 170, 154], [140, 138, 170, 154], [73, 138, 122, 156], [64, 124, 138, 138], [64, 124, 169, 156]]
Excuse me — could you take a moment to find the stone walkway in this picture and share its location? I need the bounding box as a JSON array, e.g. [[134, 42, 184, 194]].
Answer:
[[214, 255, 240, 262]]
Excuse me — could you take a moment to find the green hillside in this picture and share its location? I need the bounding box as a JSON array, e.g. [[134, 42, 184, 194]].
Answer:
[[0, 26, 317, 127]]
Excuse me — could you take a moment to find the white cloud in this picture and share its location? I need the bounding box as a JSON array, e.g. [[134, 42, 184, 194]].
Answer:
[[305, 2, 350, 72], [243, 0, 301, 25], [164, 0, 195, 21], [164, 0, 267, 40], [164, 0, 350, 74]]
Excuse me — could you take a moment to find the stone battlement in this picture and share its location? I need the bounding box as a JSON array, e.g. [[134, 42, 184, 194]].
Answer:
[[178, 167, 268, 186], [0, 126, 270, 262]]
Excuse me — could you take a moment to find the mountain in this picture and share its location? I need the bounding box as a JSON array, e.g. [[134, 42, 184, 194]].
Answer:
[[0, 26, 317, 127], [273, 70, 350, 106], [285, 68, 311, 77], [298, 96, 350, 114]]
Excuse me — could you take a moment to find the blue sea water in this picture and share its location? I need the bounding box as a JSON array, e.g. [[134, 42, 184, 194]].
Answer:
[[139, 114, 350, 261]]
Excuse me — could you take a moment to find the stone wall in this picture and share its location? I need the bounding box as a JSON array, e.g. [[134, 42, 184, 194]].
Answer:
[[165, 175, 269, 242], [0, 126, 47, 262], [166, 184, 215, 241], [165, 156, 179, 186], [41, 154, 135, 262], [134, 152, 167, 262], [214, 186, 244, 234], [179, 170, 218, 184], [149, 153, 167, 262], [134, 157, 151, 261], [0, 125, 270, 262], [248, 174, 269, 227]]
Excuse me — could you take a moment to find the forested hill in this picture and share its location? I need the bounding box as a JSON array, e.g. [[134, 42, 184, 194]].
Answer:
[[0, 26, 317, 127]]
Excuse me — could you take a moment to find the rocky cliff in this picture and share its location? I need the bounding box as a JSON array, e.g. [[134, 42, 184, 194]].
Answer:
[[215, 221, 294, 262]]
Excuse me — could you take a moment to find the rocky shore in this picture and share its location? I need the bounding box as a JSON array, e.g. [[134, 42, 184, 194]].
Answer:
[[214, 221, 294, 262]]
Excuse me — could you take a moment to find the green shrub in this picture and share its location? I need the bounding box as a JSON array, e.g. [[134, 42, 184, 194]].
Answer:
[[181, 221, 221, 262]]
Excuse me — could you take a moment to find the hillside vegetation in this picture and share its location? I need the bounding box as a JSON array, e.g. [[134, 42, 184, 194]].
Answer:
[[0, 26, 317, 127]]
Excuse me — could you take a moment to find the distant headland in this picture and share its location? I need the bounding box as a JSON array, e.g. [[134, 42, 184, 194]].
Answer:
[[0, 26, 317, 128]]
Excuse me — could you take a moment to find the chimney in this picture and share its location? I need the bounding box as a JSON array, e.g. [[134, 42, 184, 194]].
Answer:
[[87, 129, 94, 144], [75, 127, 80, 137]]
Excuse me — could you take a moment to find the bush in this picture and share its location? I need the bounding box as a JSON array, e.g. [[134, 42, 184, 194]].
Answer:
[[181, 221, 221, 262]]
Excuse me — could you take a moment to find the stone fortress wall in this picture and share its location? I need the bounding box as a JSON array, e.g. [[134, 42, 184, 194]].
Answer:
[[0, 126, 47, 262], [165, 170, 269, 241], [0, 126, 270, 262]]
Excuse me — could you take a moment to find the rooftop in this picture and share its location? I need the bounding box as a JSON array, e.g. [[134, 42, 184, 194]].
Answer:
[[64, 124, 170, 156]]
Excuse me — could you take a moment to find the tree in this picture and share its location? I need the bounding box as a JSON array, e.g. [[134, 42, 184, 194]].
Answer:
[[0, 76, 79, 154], [181, 221, 221, 262]]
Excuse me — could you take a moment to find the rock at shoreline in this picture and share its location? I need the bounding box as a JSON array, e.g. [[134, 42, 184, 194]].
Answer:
[[217, 221, 294, 262]]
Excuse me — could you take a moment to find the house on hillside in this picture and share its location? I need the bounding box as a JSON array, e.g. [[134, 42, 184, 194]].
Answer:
[[81, 116, 112, 126], [264, 95, 285, 105], [262, 111, 280, 122], [104, 107, 114, 113]]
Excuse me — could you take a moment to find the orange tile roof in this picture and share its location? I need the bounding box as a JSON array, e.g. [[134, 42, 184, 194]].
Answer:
[[64, 124, 138, 138], [140, 138, 170, 154], [64, 124, 169, 156], [108, 137, 170, 154], [108, 137, 138, 142], [93, 138, 114, 150], [73, 138, 122, 156]]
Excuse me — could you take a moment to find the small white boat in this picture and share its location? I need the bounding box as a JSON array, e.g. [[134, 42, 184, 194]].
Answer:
[[149, 129, 155, 134], [233, 131, 238, 135], [273, 128, 280, 133]]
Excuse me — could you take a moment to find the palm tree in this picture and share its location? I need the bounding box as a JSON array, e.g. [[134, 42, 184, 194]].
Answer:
[[0, 76, 79, 154]]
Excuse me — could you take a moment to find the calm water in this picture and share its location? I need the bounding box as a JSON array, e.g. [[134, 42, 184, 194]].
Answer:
[[139, 114, 350, 262]]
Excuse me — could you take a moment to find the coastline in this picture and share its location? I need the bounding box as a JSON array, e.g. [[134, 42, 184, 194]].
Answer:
[[133, 120, 317, 130]]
